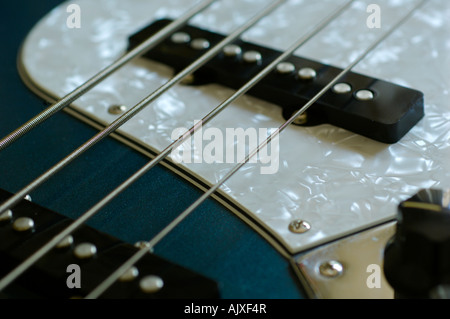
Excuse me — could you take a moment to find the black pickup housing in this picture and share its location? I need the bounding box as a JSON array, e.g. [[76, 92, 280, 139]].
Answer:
[[0, 189, 219, 299], [128, 19, 424, 144]]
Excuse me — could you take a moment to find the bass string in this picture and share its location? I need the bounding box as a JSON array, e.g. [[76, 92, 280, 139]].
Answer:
[[0, 0, 286, 219], [86, 0, 426, 299], [0, 0, 425, 297], [84, 0, 360, 299], [0, 0, 216, 151], [0, 0, 287, 292]]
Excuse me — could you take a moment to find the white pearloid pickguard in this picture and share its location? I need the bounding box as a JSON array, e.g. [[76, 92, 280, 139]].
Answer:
[[19, 0, 450, 254]]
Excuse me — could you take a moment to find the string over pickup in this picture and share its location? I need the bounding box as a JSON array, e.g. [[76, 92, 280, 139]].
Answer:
[[0, 189, 219, 298], [128, 19, 424, 144]]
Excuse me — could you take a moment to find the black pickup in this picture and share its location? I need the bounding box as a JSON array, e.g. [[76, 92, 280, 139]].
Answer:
[[128, 19, 424, 144], [0, 189, 219, 299]]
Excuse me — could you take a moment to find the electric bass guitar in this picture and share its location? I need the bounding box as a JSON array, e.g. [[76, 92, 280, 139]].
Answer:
[[0, 0, 449, 299]]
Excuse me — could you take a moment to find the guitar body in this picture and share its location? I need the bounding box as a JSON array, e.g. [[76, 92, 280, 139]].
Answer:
[[0, 0, 303, 299], [0, 0, 449, 299]]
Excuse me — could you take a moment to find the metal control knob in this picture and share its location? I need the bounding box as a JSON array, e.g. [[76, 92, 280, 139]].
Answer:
[[384, 189, 450, 299]]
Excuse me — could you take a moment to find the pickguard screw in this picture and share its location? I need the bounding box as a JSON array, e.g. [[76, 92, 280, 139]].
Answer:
[[293, 113, 308, 125], [108, 105, 127, 115], [289, 219, 311, 234], [319, 260, 344, 278]]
